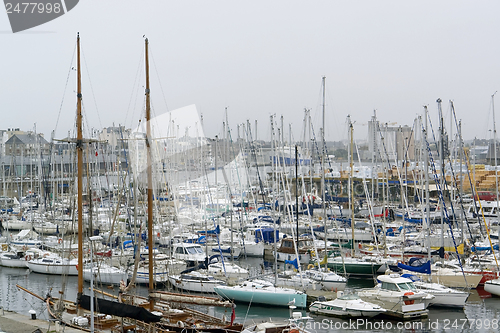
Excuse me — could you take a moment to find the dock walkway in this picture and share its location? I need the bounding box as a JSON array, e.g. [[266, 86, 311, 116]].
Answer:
[[0, 309, 83, 333]]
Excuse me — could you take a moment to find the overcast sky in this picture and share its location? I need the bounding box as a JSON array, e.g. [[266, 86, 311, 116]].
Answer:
[[2, 1, 500, 144]]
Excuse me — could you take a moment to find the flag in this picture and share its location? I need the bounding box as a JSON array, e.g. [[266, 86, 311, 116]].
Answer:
[[320, 255, 328, 266], [230, 304, 236, 325]]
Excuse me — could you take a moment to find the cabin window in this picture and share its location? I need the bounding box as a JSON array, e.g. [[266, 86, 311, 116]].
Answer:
[[381, 282, 399, 291], [175, 247, 184, 254], [186, 247, 199, 254], [397, 282, 414, 291]]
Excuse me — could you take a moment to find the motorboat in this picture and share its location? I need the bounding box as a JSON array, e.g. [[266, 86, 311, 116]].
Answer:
[[357, 274, 434, 319], [309, 291, 386, 317], [171, 243, 206, 267]]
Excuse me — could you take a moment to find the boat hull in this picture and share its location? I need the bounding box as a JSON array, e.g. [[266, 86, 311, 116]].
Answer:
[[168, 276, 223, 293], [214, 285, 307, 308], [27, 260, 78, 275], [309, 301, 384, 318], [485, 278, 500, 296], [327, 260, 382, 276]]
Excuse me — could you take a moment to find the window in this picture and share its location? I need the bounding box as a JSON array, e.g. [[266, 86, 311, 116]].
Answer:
[[381, 282, 399, 291]]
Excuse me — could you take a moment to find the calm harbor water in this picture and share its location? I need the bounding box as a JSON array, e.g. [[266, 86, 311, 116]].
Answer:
[[1, 258, 500, 333]]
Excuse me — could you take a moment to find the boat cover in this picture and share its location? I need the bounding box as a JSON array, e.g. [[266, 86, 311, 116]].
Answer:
[[79, 295, 162, 323], [397, 260, 431, 274]]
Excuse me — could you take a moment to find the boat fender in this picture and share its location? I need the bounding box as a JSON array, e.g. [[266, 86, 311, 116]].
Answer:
[[404, 292, 415, 305], [358, 243, 362, 249], [177, 321, 184, 328], [157, 232, 160, 238]]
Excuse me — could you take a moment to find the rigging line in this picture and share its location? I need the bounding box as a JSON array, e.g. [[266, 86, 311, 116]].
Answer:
[[149, 46, 170, 113], [53, 39, 76, 136], [441, 137, 486, 272], [424, 129, 469, 281], [81, 48, 103, 129], [240, 124, 258, 209], [246, 120, 267, 206], [375, 123, 393, 173], [354, 140, 379, 251], [297, 156, 321, 264], [448, 105, 486, 236], [462, 148, 499, 268], [124, 48, 145, 129]]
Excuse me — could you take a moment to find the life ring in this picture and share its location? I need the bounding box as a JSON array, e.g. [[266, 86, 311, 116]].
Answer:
[[290, 329, 299, 333], [157, 232, 160, 238], [444, 252, 449, 260], [58, 238, 62, 244], [345, 252, 351, 257], [307, 264, 314, 270], [25, 255, 32, 261], [310, 250, 316, 257], [358, 243, 362, 249], [404, 292, 415, 305]]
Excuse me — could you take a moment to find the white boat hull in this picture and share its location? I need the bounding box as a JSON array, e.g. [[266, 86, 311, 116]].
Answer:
[[83, 267, 128, 285], [485, 278, 500, 297], [27, 259, 78, 275], [168, 276, 224, 293]]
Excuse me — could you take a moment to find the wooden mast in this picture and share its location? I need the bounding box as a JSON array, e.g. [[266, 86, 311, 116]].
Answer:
[[144, 37, 155, 308], [76, 32, 84, 302]]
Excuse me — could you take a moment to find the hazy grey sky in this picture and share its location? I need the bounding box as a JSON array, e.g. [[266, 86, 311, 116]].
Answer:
[[2, 1, 500, 143]]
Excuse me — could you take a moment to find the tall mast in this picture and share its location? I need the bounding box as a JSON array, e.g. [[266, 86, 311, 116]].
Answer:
[[493, 92, 498, 206], [424, 106, 431, 279], [321, 76, 327, 267], [145, 37, 154, 305], [348, 116, 355, 257], [437, 98, 444, 258], [76, 32, 84, 301]]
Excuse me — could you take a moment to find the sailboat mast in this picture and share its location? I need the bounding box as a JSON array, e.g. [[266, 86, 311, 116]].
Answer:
[[424, 106, 431, 276], [437, 98, 444, 257], [492, 92, 498, 205], [76, 32, 84, 299], [348, 116, 355, 257], [321, 77, 327, 266], [145, 38, 154, 299]]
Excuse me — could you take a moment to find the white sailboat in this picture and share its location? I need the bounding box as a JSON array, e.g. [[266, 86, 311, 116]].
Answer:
[[214, 279, 308, 308], [168, 270, 226, 293]]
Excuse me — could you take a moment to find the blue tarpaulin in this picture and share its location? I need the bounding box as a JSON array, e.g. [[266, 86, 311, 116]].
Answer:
[[397, 260, 431, 274], [285, 258, 299, 269]]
